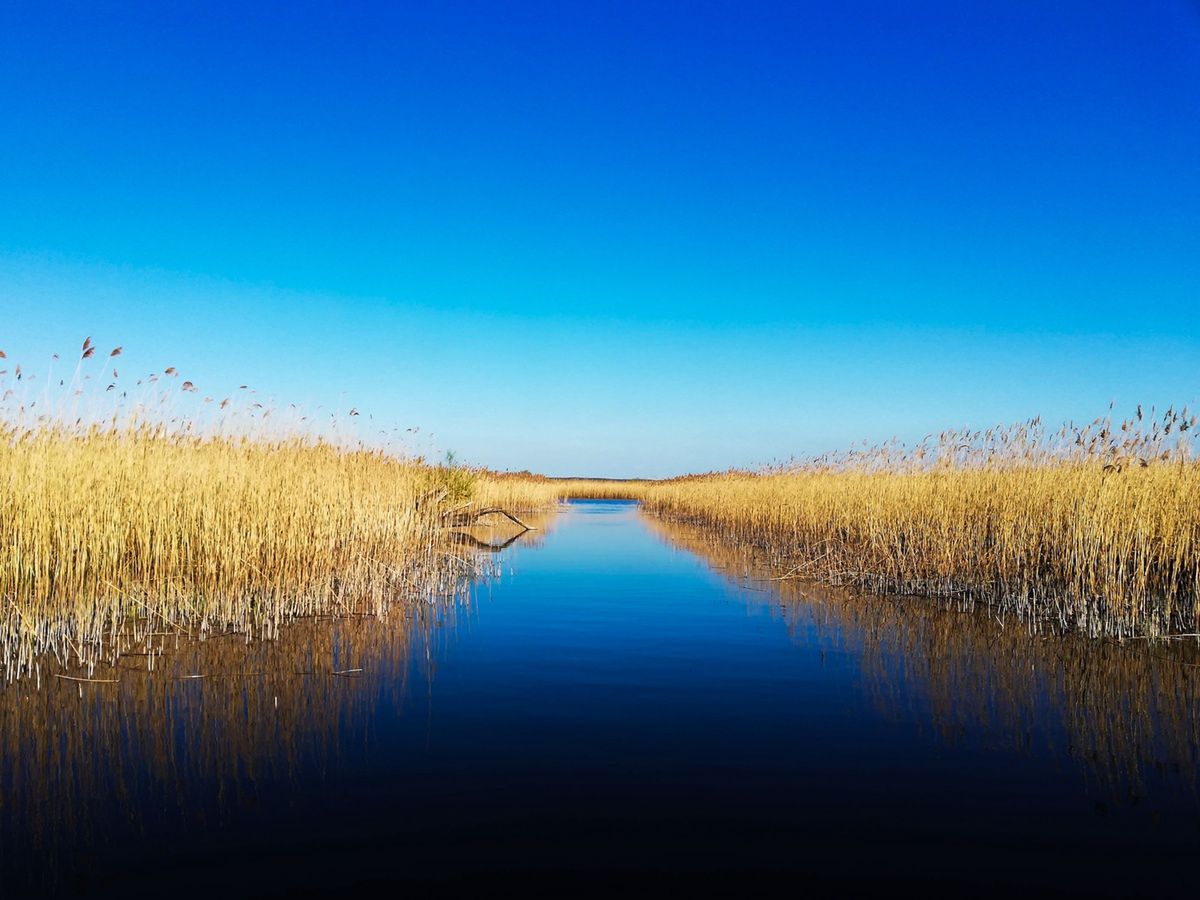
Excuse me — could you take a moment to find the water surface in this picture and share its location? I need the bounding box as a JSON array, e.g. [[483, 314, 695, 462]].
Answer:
[[3, 500, 1198, 895]]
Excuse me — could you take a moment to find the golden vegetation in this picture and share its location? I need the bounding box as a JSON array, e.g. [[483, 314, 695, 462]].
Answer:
[[470, 471, 568, 510], [549, 478, 654, 499], [639, 411, 1200, 638], [472, 473, 651, 506], [0, 423, 469, 681], [445, 410, 1200, 640], [3, 336, 1195, 677], [0, 341, 541, 682]]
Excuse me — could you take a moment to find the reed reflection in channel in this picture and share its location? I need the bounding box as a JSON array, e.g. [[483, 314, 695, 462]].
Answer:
[[647, 516, 1200, 801], [0, 582, 488, 892]]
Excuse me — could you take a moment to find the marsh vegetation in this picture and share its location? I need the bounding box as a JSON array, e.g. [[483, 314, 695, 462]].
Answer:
[[526, 412, 1200, 640], [3, 499, 1197, 895], [0, 343, 551, 683], [2, 339, 1196, 692]]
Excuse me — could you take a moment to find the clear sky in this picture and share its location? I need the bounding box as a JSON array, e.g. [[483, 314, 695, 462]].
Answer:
[[2, 1, 1198, 477]]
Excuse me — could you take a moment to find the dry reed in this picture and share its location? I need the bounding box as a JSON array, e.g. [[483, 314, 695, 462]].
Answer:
[[639, 410, 1200, 638], [476, 408, 1200, 638], [0, 343, 541, 682], [472, 473, 651, 507]]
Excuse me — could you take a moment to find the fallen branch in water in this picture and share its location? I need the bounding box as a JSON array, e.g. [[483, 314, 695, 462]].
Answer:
[[441, 505, 536, 532]]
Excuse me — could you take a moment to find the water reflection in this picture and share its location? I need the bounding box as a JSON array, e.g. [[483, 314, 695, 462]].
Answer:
[[0, 515, 550, 895], [3, 503, 1198, 895], [648, 515, 1200, 799], [3, 612, 433, 890]]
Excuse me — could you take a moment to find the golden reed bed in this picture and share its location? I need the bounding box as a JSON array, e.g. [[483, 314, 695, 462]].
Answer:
[[633, 412, 1200, 639], [1, 426, 462, 680], [473, 473, 651, 507], [0, 342, 557, 682], [2, 339, 1196, 682], [479, 409, 1200, 639]]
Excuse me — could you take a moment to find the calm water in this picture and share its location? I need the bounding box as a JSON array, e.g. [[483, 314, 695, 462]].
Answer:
[[3, 499, 1199, 896]]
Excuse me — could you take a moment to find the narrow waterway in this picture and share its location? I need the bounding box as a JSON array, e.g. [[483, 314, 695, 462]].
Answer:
[[2, 499, 1198, 896]]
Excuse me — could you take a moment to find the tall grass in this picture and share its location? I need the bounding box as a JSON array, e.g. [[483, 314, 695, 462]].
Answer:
[[472, 473, 651, 506], [548, 478, 653, 499], [470, 471, 568, 510], [640, 411, 1200, 638], [473, 410, 1200, 639], [5, 338, 1196, 664], [0, 343, 532, 682], [0, 424, 471, 680]]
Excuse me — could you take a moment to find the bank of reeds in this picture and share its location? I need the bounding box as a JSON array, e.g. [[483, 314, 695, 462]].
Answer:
[[640, 410, 1200, 638], [549, 478, 653, 499], [471, 471, 567, 510], [0, 343, 548, 682], [0, 424, 466, 680], [470, 472, 651, 507]]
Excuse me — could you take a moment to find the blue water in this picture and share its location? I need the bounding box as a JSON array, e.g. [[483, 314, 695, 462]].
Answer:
[[3, 500, 1198, 896]]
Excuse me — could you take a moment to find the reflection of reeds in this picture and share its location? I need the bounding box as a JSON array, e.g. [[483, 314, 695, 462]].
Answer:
[[0, 606, 468, 893], [649, 517, 1200, 798], [640, 412, 1200, 638]]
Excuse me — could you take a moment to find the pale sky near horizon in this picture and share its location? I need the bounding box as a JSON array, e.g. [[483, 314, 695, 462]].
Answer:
[[3, 2, 1199, 477]]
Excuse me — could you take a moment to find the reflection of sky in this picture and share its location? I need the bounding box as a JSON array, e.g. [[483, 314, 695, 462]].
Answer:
[[3, 3, 1198, 476]]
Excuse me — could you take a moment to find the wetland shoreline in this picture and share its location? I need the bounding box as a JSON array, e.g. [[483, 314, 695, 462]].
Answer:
[[3, 500, 1197, 896]]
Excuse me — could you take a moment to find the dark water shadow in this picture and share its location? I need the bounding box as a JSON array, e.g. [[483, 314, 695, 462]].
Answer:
[[645, 514, 1200, 801]]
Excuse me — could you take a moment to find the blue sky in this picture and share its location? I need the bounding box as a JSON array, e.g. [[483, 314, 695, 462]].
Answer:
[[2, 1, 1198, 477]]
